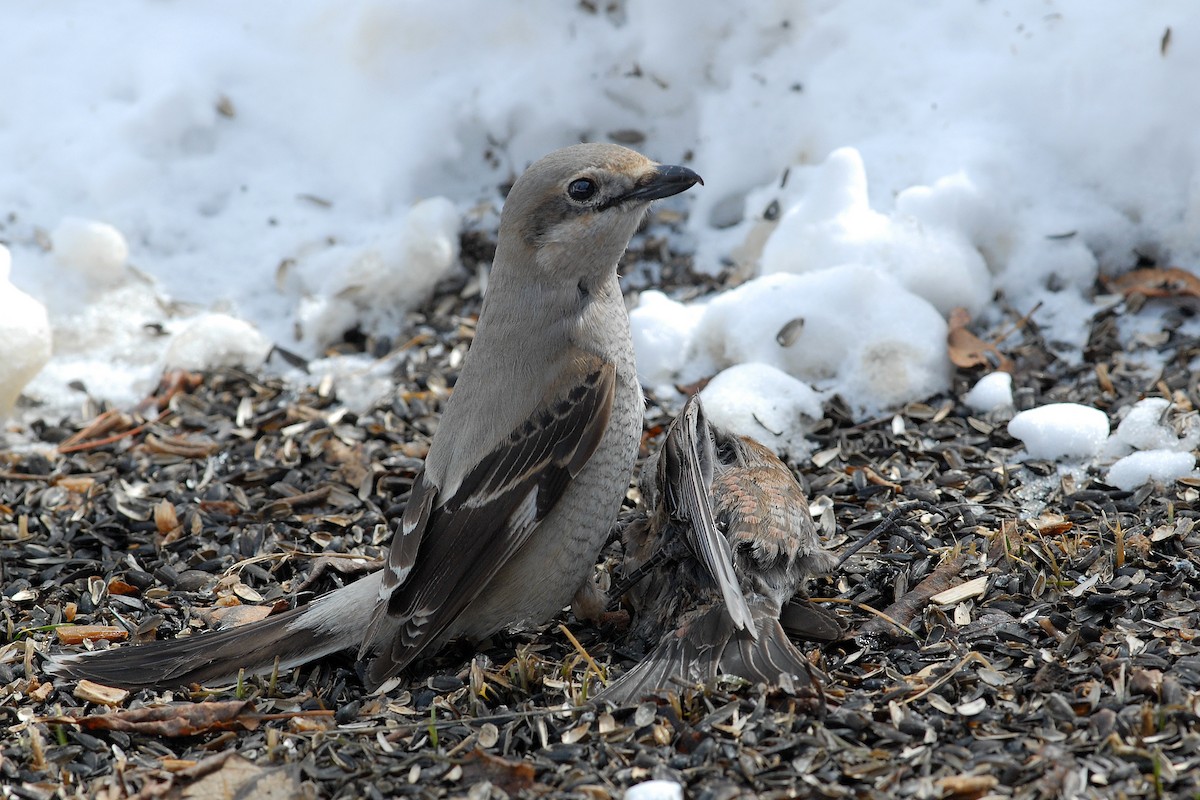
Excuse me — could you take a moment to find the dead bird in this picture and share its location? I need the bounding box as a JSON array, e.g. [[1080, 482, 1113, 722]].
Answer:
[[600, 396, 841, 703]]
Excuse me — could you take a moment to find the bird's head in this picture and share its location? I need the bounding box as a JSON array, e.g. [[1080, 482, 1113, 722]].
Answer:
[[497, 143, 702, 285]]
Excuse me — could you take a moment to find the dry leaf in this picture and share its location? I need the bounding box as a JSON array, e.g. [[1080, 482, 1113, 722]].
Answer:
[[179, 753, 306, 800], [946, 307, 1014, 372], [674, 376, 711, 397], [107, 578, 139, 596], [43, 700, 258, 736], [1105, 266, 1200, 299], [459, 749, 538, 795]]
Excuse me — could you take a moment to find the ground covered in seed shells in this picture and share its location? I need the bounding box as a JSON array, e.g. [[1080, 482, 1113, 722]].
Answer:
[[3, 215, 1200, 800]]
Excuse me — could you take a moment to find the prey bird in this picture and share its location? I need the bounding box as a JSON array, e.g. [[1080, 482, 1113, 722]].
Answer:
[[601, 396, 841, 703]]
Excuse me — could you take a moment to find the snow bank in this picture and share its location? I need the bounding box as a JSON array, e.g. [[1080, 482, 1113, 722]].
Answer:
[[2, 2, 1199, 451], [690, 266, 950, 417]]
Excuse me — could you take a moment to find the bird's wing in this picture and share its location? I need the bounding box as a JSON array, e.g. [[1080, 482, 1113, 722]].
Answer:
[[365, 356, 617, 676], [599, 602, 812, 704], [660, 397, 756, 634]]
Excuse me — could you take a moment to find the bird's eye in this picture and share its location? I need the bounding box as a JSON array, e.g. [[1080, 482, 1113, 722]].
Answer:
[[567, 178, 597, 202]]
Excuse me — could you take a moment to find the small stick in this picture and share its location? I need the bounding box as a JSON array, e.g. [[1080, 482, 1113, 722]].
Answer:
[[558, 624, 607, 685], [901, 651, 992, 705], [809, 597, 919, 640]]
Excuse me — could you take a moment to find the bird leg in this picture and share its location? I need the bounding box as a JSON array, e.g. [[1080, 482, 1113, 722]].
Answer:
[[604, 521, 694, 609]]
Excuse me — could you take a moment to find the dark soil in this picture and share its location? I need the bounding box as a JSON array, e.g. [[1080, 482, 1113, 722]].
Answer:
[[3, 221, 1199, 799]]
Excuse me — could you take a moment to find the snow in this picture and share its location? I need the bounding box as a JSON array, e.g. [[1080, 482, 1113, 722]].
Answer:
[[51, 217, 130, 287], [758, 148, 992, 317], [1009, 397, 1199, 489], [624, 780, 683, 800], [0, 245, 52, 420], [964, 372, 1014, 414], [1105, 397, 1200, 456], [163, 313, 273, 372], [1097, 397, 1200, 489], [1007, 404, 1110, 462], [691, 266, 950, 417], [630, 290, 705, 396], [292, 196, 461, 348], [698, 362, 824, 457], [2, 1, 1199, 475], [1105, 451, 1197, 492]]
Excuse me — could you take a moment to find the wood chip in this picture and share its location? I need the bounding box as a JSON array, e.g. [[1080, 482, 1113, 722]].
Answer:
[[55, 625, 129, 645], [74, 679, 129, 706], [930, 576, 988, 605]]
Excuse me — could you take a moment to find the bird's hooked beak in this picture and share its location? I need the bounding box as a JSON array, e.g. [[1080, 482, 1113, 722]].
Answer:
[[617, 163, 704, 204]]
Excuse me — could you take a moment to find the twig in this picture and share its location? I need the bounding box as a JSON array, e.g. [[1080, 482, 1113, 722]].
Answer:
[[857, 552, 968, 637], [57, 411, 175, 454], [809, 597, 919, 640], [901, 651, 992, 705], [558, 623, 607, 685], [991, 300, 1044, 344]]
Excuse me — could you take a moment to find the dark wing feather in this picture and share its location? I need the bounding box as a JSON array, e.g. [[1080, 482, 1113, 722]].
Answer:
[[660, 398, 755, 634], [598, 630, 712, 705], [599, 603, 812, 705], [384, 475, 438, 590], [367, 360, 617, 679]]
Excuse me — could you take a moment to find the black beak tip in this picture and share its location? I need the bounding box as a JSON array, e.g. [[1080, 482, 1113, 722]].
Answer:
[[623, 163, 703, 203], [657, 164, 704, 190]]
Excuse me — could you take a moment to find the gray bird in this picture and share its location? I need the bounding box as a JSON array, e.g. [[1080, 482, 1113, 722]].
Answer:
[[47, 143, 702, 690], [600, 396, 841, 704]]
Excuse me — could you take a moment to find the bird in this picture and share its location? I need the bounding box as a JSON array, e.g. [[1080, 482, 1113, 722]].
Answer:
[[46, 143, 703, 690], [600, 396, 841, 704]]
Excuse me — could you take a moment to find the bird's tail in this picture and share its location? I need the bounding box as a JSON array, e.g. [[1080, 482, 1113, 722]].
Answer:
[[599, 602, 818, 705], [44, 572, 383, 690]]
